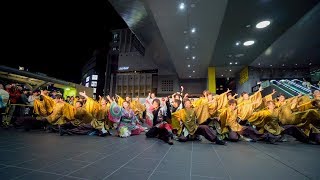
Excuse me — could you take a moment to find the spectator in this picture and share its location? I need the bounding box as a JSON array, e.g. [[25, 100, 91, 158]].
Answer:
[[20, 89, 30, 105], [28, 90, 40, 106]]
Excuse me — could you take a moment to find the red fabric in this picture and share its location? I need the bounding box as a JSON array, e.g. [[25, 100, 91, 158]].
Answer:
[[159, 123, 172, 131]]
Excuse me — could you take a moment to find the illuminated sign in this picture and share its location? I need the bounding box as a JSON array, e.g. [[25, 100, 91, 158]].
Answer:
[[91, 81, 97, 87], [118, 67, 129, 71], [92, 75, 98, 80]]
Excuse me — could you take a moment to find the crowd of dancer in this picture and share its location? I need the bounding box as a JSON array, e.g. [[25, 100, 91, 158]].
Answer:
[[2, 84, 320, 146]]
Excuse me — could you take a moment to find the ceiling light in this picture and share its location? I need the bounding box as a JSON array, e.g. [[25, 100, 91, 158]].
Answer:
[[189, 75, 191, 78], [229, 62, 233, 65], [282, 64, 285, 66], [229, 69, 232, 71], [192, 56, 196, 59], [193, 70, 195, 73], [188, 65, 190, 67], [309, 62, 312, 65], [295, 64, 298, 65], [258, 63, 261, 66], [235, 62, 238, 65], [246, 24, 251, 28], [185, 45, 189, 49], [243, 40, 255, 46], [179, 3, 185, 10], [235, 42, 240, 46], [256, 20, 271, 29], [221, 75, 224, 77], [270, 65, 272, 66], [191, 28, 196, 33]]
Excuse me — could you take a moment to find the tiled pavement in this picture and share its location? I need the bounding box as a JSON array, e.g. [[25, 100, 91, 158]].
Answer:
[[0, 129, 319, 180]]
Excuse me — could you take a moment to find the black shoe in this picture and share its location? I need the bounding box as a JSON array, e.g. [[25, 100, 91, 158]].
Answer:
[[59, 127, 66, 136], [215, 139, 226, 145], [167, 139, 174, 145]]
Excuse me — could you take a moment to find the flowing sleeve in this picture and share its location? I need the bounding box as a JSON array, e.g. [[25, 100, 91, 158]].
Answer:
[[33, 99, 48, 116], [250, 91, 263, 109], [42, 95, 56, 114], [63, 103, 76, 121], [84, 97, 100, 116], [216, 92, 228, 110], [171, 109, 184, 135], [218, 109, 228, 133], [117, 96, 125, 106]]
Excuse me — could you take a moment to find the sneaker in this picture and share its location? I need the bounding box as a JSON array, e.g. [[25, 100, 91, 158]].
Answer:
[[167, 139, 174, 145], [215, 139, 226, 145], [239, 135, 253, 142]]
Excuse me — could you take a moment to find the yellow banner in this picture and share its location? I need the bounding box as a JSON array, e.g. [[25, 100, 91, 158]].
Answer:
[[239, 66, 249, 85], [208, 67, 216, 94]]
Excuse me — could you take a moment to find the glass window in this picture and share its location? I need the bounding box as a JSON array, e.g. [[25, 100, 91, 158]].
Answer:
[[93, 88, 96, 93], [86, 76, 90, 82], [91, 81, 97, 87], [92, 75, 98, 80]]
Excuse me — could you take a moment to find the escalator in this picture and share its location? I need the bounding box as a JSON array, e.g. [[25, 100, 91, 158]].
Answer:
[[266, 80, 298, 98], [279, 79, 309, 95], [292, 79, 320, 93]]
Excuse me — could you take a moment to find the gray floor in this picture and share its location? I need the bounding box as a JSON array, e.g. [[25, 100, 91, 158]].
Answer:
[[0, 129, 319, 180]]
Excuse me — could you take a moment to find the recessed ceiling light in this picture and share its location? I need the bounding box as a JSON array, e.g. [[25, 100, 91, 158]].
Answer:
[[236, 41, 240, 46], [189, 75, 191, 78], [186, 57, 190, 59], [282, 64, 285, 66], [185, 45, 189, 49], [258, 63, 261, 65], [221, 75, 224, 77], [229, 69, 232, 71], [229, 62, 233, 65], [192, 56, 196, 59], [295, 64, 298, 65], [256, 20, 271, 29], [270, 65, 272, 66], [179, 3, 185, 10], [191, 28, 196, 33], [193, 70, 195, 73], [188, 65, 190, 67], [246, 24, 251, 28], [243, 40, 255, 46], [235, 62, 238, 65], [309, 62, 312, 65]]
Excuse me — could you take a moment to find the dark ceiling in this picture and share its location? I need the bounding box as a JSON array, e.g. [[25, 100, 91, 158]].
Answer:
[[109, 0, 320, 78]]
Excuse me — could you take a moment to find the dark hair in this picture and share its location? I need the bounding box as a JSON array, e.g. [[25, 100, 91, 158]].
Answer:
[[152, 99, 160, 106], [55, 94, 63, 100], [312, 100, 320, 107], [241, 92, 248, 97], [277, 93, 285, 98], [228, 99, 237, 105], [174, 93, 181, 99], [183, 98, 191, 105], [123, 100, 130, 105], [227, 92, 232, 96], [76, 101, 83, 106], [173, 99, 181, 106]]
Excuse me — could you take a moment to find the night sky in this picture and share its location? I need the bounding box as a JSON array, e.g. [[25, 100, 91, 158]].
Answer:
[[3, 1, 126, 83]]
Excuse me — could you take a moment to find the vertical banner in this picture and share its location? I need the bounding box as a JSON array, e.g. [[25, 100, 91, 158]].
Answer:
[[239, 66, 249, 85], [208, 67, 216, 94]]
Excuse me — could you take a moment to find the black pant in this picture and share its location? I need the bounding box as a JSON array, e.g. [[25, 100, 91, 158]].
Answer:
[[194, 125, 217, 142], [283, 125, 309, 143], [146, 126, 173, 143], [68, 124, 95, 135]]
